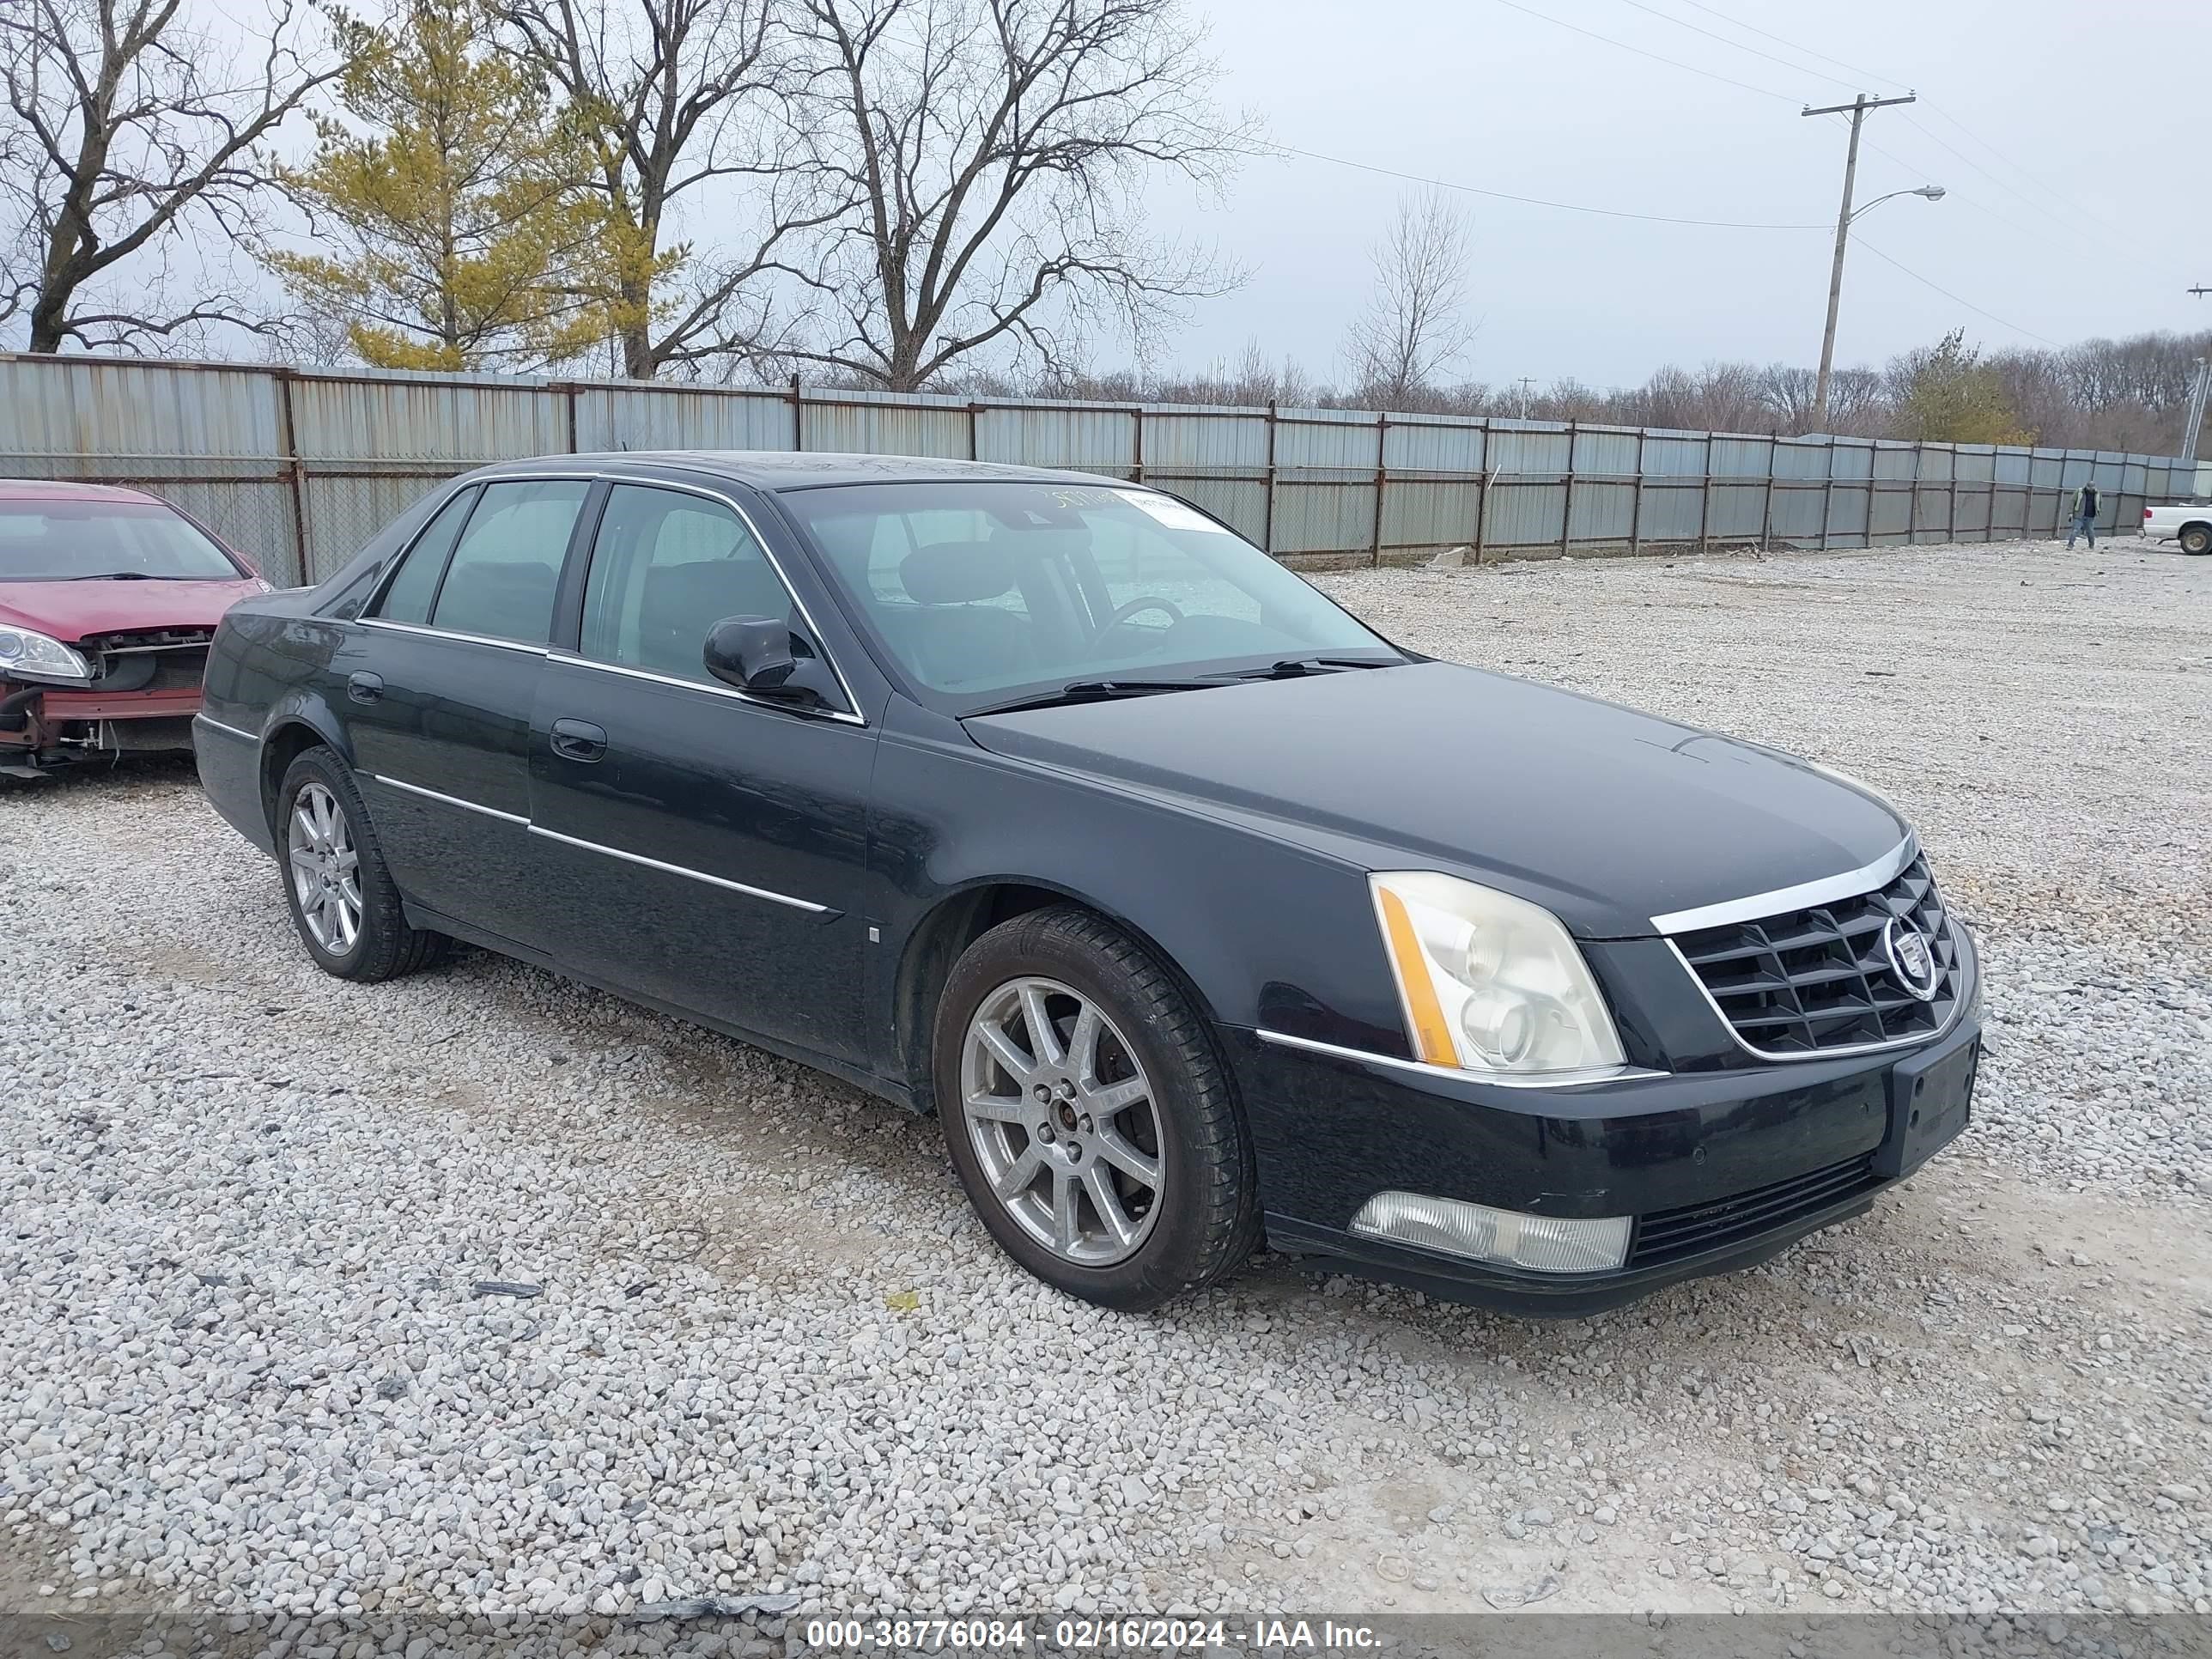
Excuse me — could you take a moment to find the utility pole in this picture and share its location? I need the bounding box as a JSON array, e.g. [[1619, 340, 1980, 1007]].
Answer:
[[1803, 92, 1917, 430], [2184, 289, 2212, 465], [1514, 377, 1536, 420]]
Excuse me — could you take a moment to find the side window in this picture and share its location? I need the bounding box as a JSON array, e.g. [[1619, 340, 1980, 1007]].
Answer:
[[428, 480, 589, 644], [372, 487, 477, 624], [580, 485, 793, 684]]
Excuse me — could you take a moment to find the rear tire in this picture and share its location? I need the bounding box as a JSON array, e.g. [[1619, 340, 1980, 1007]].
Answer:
[[276, 746, 449, 981], [934, 904, 1260, 1311], [2180, 524, 2211, 556]]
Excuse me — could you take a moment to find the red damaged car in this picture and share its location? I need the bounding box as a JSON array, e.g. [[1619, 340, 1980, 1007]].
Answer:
[[0, 481, 270, 776]]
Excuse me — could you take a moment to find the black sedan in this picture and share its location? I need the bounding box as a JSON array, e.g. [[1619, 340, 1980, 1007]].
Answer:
[[195, 453, 1980, 1314]]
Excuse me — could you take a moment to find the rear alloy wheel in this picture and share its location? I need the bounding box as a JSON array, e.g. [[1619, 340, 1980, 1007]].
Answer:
[[288, 781, 362, 956], [2181, 524, 2211, 556], [276, 746, 449, 981], [935, 904, 1259, 1310]]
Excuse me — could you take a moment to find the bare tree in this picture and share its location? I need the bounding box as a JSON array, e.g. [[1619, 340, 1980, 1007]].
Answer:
[[0, 0, 337, 353], [784, 0, 1255, 392], [495, 0, 843, 378], [1341, 187, 1472, 408]]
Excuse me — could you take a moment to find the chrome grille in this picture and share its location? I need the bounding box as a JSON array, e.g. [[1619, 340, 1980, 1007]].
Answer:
[[1671, 855, 1959, 1057]]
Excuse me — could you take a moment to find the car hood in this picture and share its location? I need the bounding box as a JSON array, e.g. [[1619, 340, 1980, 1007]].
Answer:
[[963, 660, 1908, 939], [0, 578, 265, 641]]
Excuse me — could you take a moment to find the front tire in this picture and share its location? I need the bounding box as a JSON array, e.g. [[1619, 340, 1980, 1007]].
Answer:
[[2180, 524, 2211, 556], [934, 904, 1260, 1311], [276, 746, 448, 981]]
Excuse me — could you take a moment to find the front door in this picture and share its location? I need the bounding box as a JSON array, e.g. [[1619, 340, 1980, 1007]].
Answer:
[[526, 481, 878, 1066], [339, 477, 592, 941]]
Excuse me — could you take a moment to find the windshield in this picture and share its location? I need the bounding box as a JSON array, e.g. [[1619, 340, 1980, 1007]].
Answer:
[[780, 480, 1399, 712], [0, 500, 243, 581]]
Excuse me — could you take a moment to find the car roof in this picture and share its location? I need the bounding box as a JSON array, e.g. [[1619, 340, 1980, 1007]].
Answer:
[[475, 450, 1120, 492], [0, 478, 165, 504]]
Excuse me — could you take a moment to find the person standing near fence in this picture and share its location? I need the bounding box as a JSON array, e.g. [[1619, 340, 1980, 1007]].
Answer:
[[2066, 479, 2101, 549]]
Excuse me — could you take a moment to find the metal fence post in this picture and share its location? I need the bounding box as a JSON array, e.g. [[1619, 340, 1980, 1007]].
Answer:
[[1821, 437, 1837, 550], [1629, 428, 1645, 556], [790, 375, 805, 452], [1559, 419, 1576, 560], [1372, 412, 1389, 566], [1132, 405, 1145, 485], [1908, 441, 1922, 544], [565, 382, 580, 453], [1262, 400, 1278, 555], [1759, 435, 1776, 554], [274, 367, 309, 586], [1693, 431, 1710, 556]]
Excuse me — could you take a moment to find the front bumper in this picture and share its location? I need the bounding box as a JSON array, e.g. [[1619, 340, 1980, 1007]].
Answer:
[[0, 683, 203, 765], [1231, 941, 1981, 1317]]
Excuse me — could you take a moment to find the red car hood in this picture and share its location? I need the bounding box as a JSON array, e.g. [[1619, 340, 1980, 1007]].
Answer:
[[0, 578, 265, 642]]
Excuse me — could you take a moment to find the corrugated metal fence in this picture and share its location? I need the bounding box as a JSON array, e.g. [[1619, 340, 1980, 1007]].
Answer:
[[1, 354, 2199, 587]]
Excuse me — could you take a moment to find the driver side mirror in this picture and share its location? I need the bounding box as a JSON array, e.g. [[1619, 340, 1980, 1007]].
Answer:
[[702, 615, 835, 708]]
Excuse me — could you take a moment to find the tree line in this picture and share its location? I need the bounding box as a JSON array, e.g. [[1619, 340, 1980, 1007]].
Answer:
[[2, 0, 1247, 388], [1, 0, 2202, 458]]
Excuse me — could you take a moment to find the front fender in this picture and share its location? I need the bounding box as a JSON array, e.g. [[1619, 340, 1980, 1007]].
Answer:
[[868, 715, 1415, 1068]]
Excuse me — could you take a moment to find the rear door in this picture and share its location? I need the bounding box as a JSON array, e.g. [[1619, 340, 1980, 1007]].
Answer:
[[341, 477, 594, 941], [526, 480, 878, 1065]]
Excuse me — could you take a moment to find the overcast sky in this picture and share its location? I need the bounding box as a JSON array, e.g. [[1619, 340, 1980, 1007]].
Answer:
[[1146, 0, 2211, 390]]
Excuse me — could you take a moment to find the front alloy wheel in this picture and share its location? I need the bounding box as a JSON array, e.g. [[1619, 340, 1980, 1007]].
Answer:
[[287, 781, 362, 955], [960, 976, 1164, 1265], [935, 904, 1260, 1310]]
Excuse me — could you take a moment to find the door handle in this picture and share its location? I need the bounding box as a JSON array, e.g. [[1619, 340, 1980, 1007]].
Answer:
[[550, 717, 608, 763], [347, 672, 383, 704]]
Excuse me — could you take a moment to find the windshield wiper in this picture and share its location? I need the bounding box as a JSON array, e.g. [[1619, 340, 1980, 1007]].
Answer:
[[63, 570, 181, 580], [963, 678, 1222, 717], [1213, 654, 1401, 680]]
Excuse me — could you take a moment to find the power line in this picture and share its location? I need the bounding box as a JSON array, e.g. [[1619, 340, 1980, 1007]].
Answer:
[[1281, 147, 1826, 231], [1852, 239, 2063, 348], [1643, 0, 2124, 241], [1919, 106, 2123, 235], [1608, 0, 1863, 95], [1906, 110, 2125, 237], [1849, 130, 2045, 241], [1664, 0, 1905, 93], [1892, 113, 2074, 224], [1481, 0, 1799, 105]]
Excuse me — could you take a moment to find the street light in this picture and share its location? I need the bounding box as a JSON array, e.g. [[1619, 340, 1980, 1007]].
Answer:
[[1854, 184, 1947, 218], [1812, 181, 1945, 428]]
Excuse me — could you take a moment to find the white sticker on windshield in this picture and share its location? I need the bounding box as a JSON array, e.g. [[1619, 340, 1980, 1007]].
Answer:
[[1115, 489, 1227, 533]]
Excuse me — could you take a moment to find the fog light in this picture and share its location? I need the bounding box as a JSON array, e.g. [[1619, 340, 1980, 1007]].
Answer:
[[1349, 1192, 1631, 1273]]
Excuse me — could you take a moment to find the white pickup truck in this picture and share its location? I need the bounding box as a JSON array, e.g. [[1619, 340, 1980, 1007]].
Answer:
[[2142, 501, 2212, 555]]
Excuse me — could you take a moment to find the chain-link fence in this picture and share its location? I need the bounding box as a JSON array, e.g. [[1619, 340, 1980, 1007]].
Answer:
[[3, 355, 2202, 587]]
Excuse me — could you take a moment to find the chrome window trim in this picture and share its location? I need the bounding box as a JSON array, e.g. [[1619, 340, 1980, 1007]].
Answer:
[[192, 713, 259, 745], [1662, 924, 1969, 1065], [357, 479, 484, 622], [1648, 835, 1920, 935], [574, 475, 867, 725], [544, 651, 867, 727], [370, 773, 530, 825], [347, 472, 869, 724], [358, 616, 552, 656], [526, 823, 828, 913], [1255, 1028, 1666, 1091]]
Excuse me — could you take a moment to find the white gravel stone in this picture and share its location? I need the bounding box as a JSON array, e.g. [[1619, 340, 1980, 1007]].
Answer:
[[1, 536, 2205, 1622]]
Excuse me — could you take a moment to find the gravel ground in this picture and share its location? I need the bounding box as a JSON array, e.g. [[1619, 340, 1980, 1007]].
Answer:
[[3, 534, 2209, 1630]]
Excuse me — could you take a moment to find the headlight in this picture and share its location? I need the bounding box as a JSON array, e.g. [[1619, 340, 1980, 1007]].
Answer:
[[1370, 872, 1625, 1075], [0, 626, 92, 684]]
